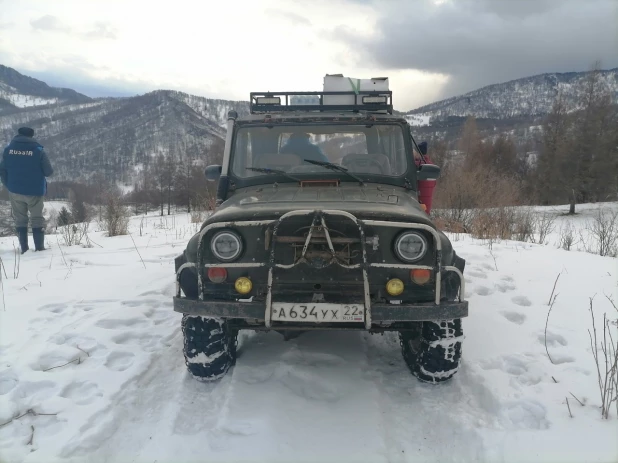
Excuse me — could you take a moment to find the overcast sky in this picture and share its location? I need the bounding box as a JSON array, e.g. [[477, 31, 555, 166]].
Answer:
[[0, 0, 616, 110]]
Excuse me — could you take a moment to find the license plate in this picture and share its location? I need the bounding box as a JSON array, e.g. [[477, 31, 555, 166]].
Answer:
[[271, 303, 364, 322]]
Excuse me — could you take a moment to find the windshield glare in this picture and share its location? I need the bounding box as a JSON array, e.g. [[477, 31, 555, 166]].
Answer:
[[231, 124, 409, 181]]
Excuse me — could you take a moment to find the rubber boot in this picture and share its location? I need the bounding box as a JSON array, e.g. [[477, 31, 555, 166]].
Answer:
[[16, 227, 29, 254], [32, 228, 46, 251]]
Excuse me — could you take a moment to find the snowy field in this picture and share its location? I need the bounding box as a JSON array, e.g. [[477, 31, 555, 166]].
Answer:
[[1, 202, 617, 463]]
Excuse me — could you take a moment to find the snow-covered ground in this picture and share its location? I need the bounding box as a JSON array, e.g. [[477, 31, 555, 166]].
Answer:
[[1, 203, 617, 463]]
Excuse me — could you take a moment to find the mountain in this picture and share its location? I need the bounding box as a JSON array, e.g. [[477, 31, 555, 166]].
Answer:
[[0, 66, 249, 186], [2, 65, 616, 188], [406, 68, 618, 123], [0, 64, 91, 110]]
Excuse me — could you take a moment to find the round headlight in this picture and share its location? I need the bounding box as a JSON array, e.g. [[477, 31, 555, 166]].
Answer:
[[394, 232, 427, 263], [211, 231, 242, 262]]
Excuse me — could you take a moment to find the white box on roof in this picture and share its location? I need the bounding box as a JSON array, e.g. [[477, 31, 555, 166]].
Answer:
[[323, 74, 389, 106]]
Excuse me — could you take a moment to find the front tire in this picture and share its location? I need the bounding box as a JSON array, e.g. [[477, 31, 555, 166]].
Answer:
[[182, 315, 237, 381], [399, 319, 463, 383]]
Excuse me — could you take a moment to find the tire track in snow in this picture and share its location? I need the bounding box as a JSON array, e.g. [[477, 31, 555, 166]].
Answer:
[[188, 330, 390, 462], [362, 332, 493, 462], [74, 330, 391, 462], [58, 326, 497, 463]]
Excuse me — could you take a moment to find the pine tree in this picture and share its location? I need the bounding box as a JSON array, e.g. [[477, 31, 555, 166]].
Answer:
[[58, 206, 72, 226]]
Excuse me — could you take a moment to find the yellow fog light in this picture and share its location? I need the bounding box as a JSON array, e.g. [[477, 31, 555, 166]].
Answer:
[[234, 277, 253, 295], [386, 278, 404, 296]]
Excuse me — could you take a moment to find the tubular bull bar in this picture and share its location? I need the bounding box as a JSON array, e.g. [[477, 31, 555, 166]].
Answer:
[[174, 210, 467, 328]]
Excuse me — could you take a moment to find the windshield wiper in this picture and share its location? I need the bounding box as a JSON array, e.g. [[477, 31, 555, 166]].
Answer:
[[246, 167, 301, 182], [303, 159, 365, 185]]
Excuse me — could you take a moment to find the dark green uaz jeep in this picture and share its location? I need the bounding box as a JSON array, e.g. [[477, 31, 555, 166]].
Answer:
[[173, 90, 467, 383]]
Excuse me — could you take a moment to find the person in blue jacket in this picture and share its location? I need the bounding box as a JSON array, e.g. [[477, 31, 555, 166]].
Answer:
[[0, 127, 54, 253]]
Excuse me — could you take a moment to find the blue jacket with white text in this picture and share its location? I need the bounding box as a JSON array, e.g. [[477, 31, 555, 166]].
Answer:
[[0, 135, 53, 196]]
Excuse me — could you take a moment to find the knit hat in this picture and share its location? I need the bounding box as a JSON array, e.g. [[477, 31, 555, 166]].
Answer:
[[18, 127, 35, 137]]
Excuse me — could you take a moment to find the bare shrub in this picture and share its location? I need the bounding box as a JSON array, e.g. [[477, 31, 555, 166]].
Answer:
[[586, 208, 618, 257], [60, 222, 90, 246], [533, 213, 556, 245], [512, 208, 536, 242], [432, 215, 466, 234], [0, 201, 14, 237], [434, 165, 525, 239], [558, 222, 576, 250], [469, 207, 516, 241], [189, 193, 214, 224], [588, 296, 618, 419], [102, 188, 130, 237], [190, 209, 208, 224]]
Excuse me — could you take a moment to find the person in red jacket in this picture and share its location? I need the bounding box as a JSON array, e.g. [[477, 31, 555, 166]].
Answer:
[[414, 141, 437, 215]]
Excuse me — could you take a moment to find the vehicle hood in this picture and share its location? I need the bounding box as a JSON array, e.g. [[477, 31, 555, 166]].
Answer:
[[202, 183, 435, 227]]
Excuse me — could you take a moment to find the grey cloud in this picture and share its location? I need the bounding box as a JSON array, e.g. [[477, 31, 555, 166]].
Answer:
[[30, 15, 72, 33], [335, 0, 618, 107], [30, 15, 117, 40]]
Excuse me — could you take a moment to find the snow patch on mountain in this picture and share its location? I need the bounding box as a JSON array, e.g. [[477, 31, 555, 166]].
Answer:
[[1, 93, 59, 108]]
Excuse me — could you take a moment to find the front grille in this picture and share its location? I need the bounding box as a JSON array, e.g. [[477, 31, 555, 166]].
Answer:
[[270, 214, 367, 269]]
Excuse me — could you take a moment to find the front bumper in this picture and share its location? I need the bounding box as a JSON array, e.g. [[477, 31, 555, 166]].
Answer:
[[173, 297, 468, 325], [176, 209, 468, 329]]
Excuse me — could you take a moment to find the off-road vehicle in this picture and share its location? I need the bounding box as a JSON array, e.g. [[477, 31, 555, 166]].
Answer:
[[173, 87, 468, 383]]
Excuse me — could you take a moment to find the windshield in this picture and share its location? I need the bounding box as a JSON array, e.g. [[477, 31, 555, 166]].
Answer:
[[231, 124, 409, 182]]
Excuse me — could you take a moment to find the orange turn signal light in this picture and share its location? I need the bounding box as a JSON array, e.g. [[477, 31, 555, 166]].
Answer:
[[410, 269, 431, 285], [207, 267, 227, 283]]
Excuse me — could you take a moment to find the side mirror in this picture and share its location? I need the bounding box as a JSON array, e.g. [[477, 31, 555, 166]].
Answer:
[[418, 141, 428, 156], [417, 163, 440, 181], [205, 165, 222, 182]]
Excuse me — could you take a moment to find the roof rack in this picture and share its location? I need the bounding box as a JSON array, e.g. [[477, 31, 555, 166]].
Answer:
[[249, 91, 393, 115]]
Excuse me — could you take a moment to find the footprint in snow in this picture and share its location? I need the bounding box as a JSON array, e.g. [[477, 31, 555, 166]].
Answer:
[[60, 381, 103, 405], [95, 317, 150, 330], [111, 332, 160, 352], [537, 331, 568, 347], [550, 354, 575, 365], [481, 355, 544, 387], [502, 399, 549, 430], [0, 369, 19, 395], [142, 307, 174, 325], [468, 270, 488, 279], [38, 303, 69, 314], [511, 295, 532, 307], [474, 285, 494, 296], [501, 311, 526, 325], [105, 351, 135, 371], [47, 334, 107, 358], [31, 351, 82, 372], [481, 355, 528, 376], [496, 283, 516, 293]]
